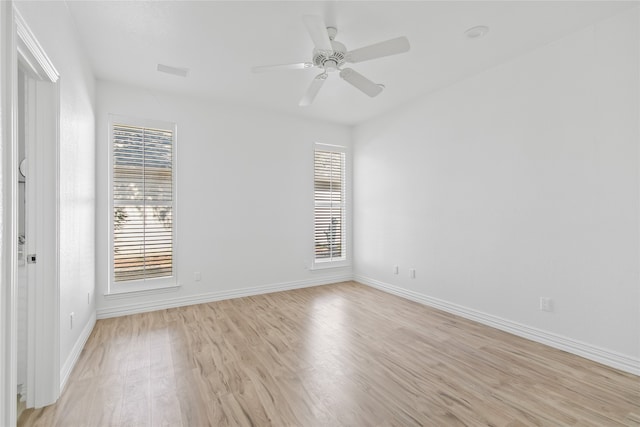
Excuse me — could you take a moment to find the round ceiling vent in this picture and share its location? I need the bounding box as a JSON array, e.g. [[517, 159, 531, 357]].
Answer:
[[465, 25, 490, 39]]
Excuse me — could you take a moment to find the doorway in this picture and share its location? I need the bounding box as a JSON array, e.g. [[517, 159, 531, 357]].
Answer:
[[16, 64, 28, 419], [14, 8, 61, 416]]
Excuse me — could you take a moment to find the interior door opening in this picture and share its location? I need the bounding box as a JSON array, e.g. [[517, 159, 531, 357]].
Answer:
[[15, 25, 60, 412], [16, 59, 42, 416], [16, 64, 29, 421]]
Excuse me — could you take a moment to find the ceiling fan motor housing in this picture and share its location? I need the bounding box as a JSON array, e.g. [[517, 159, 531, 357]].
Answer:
[[313, 39, 347, 71]]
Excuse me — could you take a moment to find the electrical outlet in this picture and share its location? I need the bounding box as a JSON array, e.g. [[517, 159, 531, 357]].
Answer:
[[87, 292, 90, 305], [194, 271, 201, 282], [393, 265, 399, 275], [70, 312, 74, 329], [539, 297, 553, 312], [409, 268, 416, 279]]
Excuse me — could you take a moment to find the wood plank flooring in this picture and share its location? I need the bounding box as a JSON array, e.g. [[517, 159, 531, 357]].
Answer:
[[18, 281, 640, 426]]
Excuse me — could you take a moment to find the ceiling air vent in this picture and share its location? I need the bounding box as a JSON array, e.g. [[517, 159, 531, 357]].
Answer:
[[157, 64, 190, 77]]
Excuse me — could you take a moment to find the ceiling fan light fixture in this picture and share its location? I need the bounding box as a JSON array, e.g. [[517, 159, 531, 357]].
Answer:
[[464, 25, 490, 39]]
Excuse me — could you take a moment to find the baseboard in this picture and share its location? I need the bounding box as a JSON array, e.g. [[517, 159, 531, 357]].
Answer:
[[355, 275, 640, 376], [60, 311, 96, 392], [96, 274, 352, 319], [16, 394, 26, 422]]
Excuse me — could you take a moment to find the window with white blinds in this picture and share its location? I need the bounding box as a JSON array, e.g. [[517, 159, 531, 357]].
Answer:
[[110, 119, 176, 289], [314, 145, 346, 264]]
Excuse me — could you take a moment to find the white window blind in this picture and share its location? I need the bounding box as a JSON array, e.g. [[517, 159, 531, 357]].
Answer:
[[314, 147, 346, 262], [112, 122, 174, 283]]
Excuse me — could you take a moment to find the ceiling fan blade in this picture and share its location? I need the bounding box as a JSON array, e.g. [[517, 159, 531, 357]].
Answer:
[[339, 68, 383, 97], [299, 74, 327, 106], [302, 15, 333, 52], [252, 62, 313, 73], [324, 1, 338, 29], [347, 36, 410, 63]]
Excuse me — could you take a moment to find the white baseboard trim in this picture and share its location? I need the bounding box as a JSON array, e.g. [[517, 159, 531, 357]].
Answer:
[[355, 275, 640, 376], [60, 311, 96, 392], [96, 274, 353, 319]]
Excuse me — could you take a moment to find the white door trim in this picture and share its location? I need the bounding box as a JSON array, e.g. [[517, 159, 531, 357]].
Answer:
[[14, 6, 60, 409], [15, 14, 58, 83], [0, 1, 18, 425], [0, 4, 60, 424]]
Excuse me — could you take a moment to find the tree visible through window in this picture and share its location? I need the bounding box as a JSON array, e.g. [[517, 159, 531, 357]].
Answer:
[[112, 121, 175, 284], [314, 146, 346, 262]]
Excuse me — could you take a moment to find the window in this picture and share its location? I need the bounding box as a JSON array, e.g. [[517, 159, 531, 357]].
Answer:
[[109, 116, 177, 293], [314, 144, 347, 267]]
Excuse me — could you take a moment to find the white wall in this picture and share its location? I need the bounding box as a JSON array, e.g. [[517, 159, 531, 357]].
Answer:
[[353, 8, 639, 371], [15, 0, 96, 385], [95, 81, 352, 316]]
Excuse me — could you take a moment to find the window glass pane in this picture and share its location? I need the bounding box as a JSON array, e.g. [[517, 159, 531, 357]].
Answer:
[[314, 206, 343, 259], [314, 148, 346, 263], [112, 122, 174, 283]]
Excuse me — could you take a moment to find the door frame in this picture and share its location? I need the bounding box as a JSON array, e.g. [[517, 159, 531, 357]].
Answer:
[[16, 4, 60, 410], [0, 1, 18, 425], [1, 3, 60, 425]]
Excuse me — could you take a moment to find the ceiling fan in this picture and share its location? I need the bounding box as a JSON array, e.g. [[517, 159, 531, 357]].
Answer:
[[252, 15, 410, 106]]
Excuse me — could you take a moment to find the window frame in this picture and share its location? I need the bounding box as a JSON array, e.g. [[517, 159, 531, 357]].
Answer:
[[311, 142, 350, 270], [107, 114, 178, 295]]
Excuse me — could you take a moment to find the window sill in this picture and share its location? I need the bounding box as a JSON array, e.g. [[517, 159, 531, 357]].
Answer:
[[104, 284, 180, 299], [310, 260, 350, 271]]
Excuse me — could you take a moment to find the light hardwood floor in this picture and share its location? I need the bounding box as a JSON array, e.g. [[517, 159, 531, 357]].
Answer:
[[19, 281, 640, 426]]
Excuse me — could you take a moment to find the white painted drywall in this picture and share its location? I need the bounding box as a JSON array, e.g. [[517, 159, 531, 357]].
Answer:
[[353, 8, 640, 361], [14, 0, 96, 381], [95, 81, 352, 315]]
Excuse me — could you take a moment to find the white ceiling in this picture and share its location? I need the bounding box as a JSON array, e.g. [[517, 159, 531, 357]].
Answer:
[[66, 1, 635, 125]]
